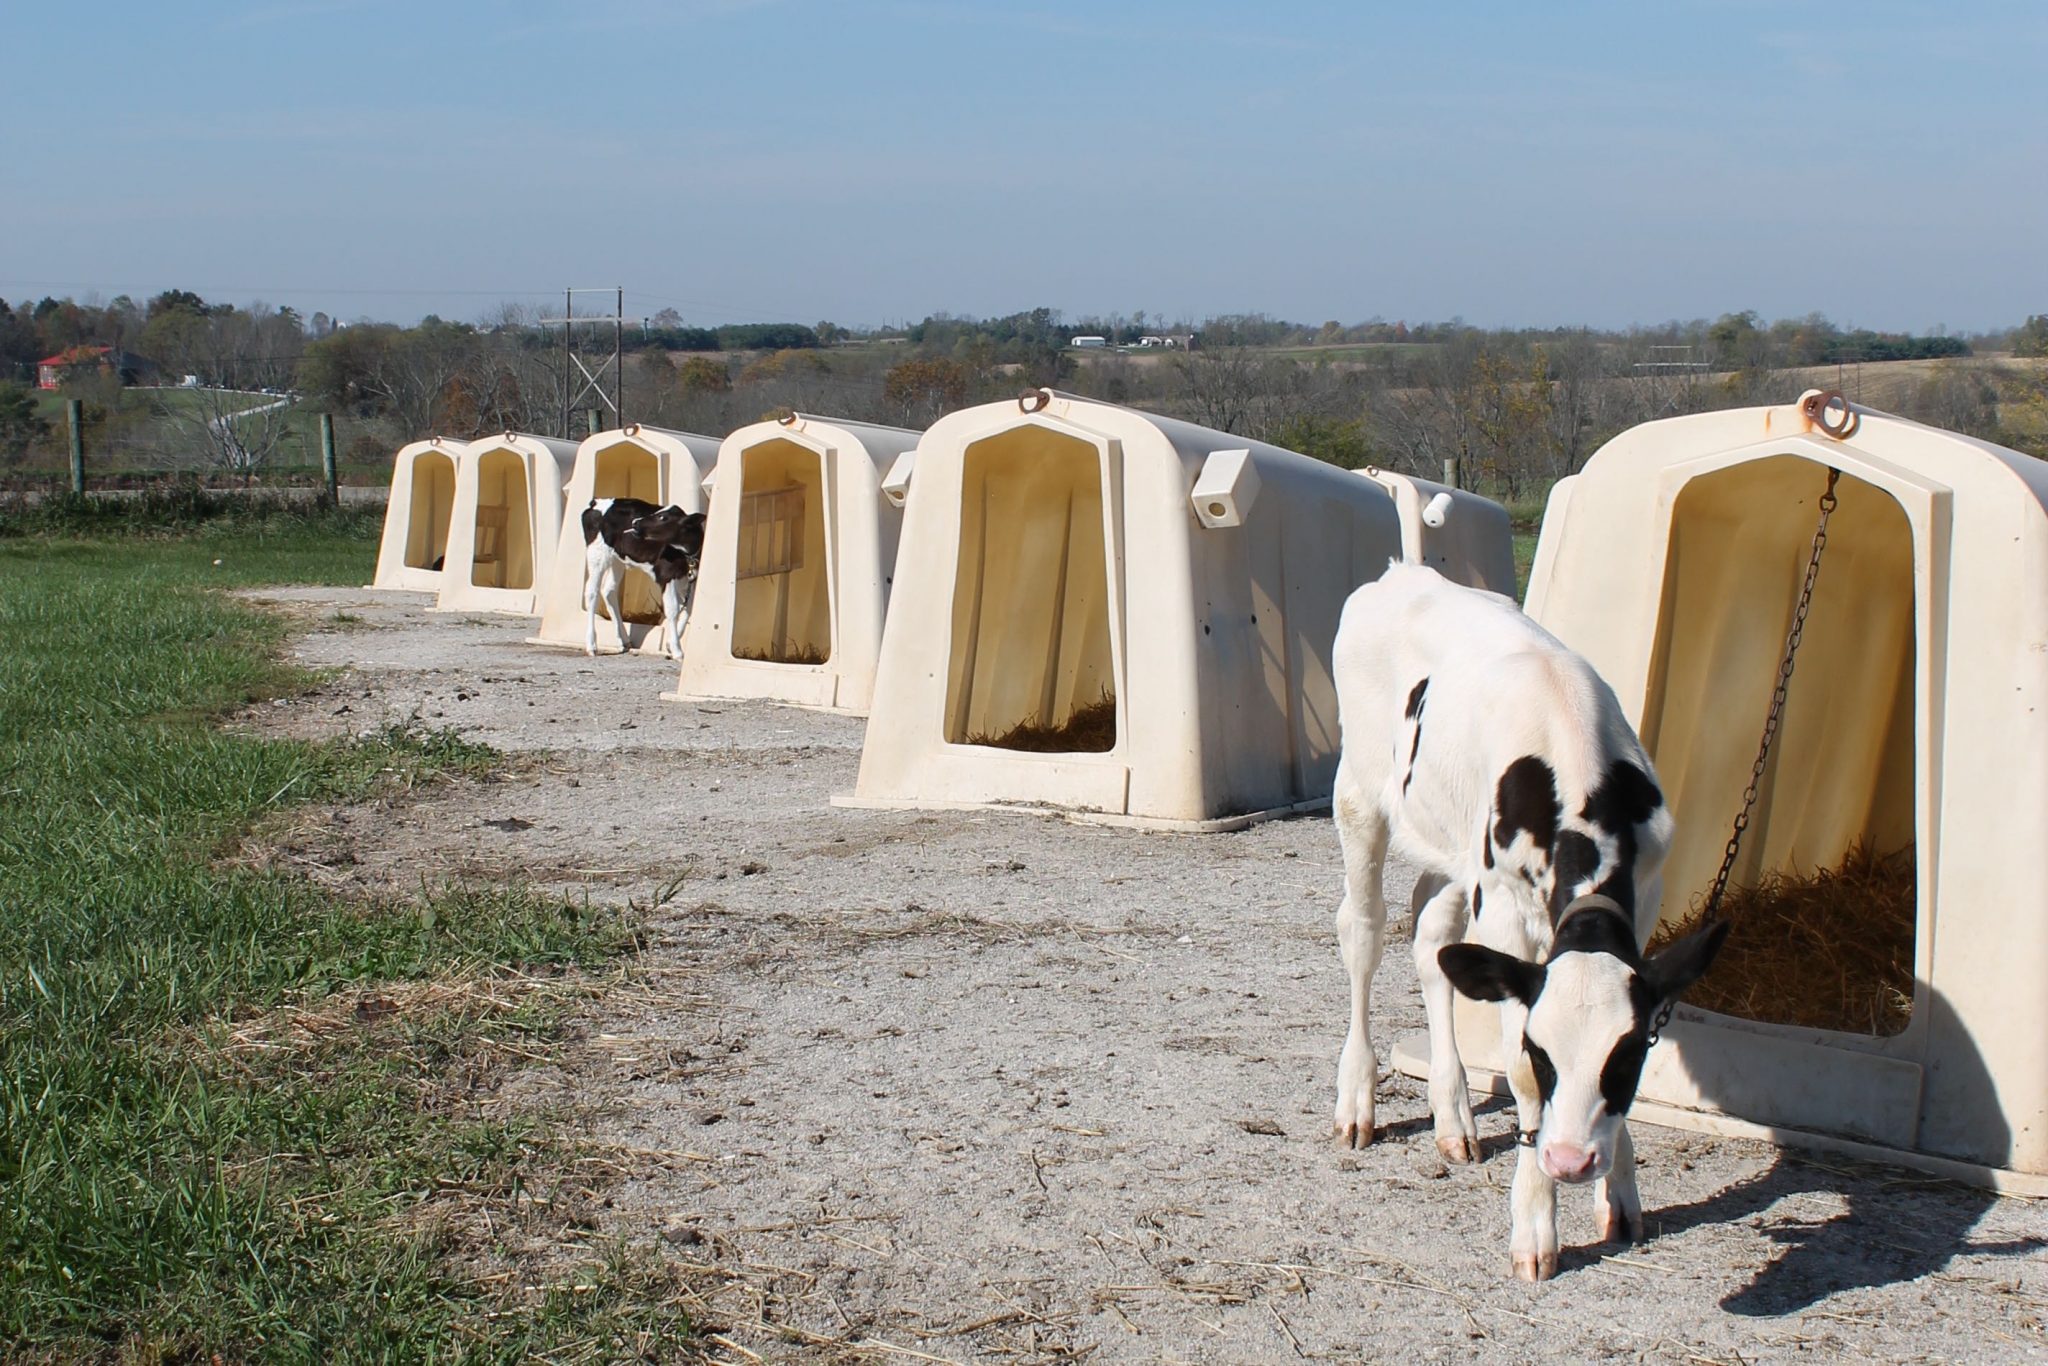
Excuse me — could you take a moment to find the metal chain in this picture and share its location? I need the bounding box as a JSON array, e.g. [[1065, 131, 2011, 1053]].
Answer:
[[1649, 466, 1841, 1043], [1704, 466, 1842, 920]]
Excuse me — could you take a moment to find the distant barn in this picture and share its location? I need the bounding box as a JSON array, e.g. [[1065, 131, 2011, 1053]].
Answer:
[[35, 346, 157, 390]]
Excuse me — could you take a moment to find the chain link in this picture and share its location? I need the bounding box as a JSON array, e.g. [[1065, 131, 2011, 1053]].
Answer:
[[1650, 466, 1841, 1043], [1704, 467, 1841, 921]]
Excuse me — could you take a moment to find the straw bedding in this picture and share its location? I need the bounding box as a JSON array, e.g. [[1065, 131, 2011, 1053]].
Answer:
[[968, 696, 1118, 753], [733, 645, 830, 666], [1648, 842, 1917, 1036]]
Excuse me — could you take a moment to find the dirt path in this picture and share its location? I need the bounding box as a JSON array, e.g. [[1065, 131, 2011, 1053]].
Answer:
[[241, 587, 2048, 1363]]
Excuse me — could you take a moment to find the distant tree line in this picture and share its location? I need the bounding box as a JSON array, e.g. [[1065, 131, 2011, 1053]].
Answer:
[[7, 292, 2047, 495], [625, 318, 821, 353]]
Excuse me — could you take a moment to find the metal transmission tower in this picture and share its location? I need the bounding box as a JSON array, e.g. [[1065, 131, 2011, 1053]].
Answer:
[[539, 287, 624, 439]]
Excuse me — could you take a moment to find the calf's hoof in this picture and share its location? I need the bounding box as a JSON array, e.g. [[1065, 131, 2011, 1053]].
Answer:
[[1436, 1134, 1480, 1164], [1334, 1121, 1375, 1149], [1511, 1252, 1557, 1283], [1597, 1205, 1644, 1244]]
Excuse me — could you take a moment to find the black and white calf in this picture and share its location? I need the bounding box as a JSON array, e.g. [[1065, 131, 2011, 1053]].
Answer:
[[1327, 563, 1726, 1282], [581, 498, 707, 660]]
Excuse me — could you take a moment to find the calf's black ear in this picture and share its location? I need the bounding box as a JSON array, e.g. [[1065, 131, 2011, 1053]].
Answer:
[[1643, 919, 1732, 1003], [1439, 944, 1544, 1005]]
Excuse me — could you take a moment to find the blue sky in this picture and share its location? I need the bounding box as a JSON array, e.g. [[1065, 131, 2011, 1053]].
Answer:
[[5, 1, 2043, 331]]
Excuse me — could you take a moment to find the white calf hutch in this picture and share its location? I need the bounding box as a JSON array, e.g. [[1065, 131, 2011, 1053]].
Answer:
[[431, 432, 577, 617], [1394, 392, 2048, 1193], [528, 424, 720, 654], [845, 391, 1515, 831], [369, 438, 472, 592], [666, 414, 919, 713]]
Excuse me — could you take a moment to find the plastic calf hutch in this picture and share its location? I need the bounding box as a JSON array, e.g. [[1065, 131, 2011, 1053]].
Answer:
[[843, 391, 1515, 831], [528, 424, 720, 654], [432, 432, 577, 616], [369, 438, 472, 592], [1392, 392, 2048, 1194], [666, 414, 920, 712]]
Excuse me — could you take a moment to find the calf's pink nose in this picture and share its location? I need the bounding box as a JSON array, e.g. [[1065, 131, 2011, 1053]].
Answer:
[[1542, 1143, 1598, 1182]]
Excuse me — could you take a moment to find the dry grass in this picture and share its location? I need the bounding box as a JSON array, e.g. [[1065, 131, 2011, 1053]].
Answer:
[[967, 696, 1118, 753], [734, 644, 830, 665], [602, 602, 667, 627], [1652, 842, 1917, 1035], [176, 964, 758, 1355]]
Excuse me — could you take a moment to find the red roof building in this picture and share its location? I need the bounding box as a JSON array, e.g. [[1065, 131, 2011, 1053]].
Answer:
[[35, 346, 155, 390]]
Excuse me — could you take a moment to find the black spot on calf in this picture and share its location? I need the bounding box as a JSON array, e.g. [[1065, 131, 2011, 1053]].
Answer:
[[1551, 830, 1638, 920], [1493, 756, 1560, 857], [1559, 759, 1663, 915], [1402, 681, 1428, 795], [1525, 1039, 1559, 1104], [1549, 902, 1642, 966], [1581, 759, 1663, 835], [1599, 1036, 1650, 1115]]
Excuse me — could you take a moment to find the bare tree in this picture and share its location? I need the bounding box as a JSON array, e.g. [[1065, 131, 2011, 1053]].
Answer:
[[1169, 346, 1349, 438], [1543, 331, 1611, 477], [1367, 332, 1484, 480], [1904, 360, 2002, 439], [1172, 346, 1268, 434], [160, 387, 297, 479]]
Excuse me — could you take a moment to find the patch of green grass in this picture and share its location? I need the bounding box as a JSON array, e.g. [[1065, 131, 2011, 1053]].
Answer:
[[0, 529, 683, 1359], [139, 387, 285, 420], [1513, 532, 1539, 601], [1505, 494, 1549, 601]]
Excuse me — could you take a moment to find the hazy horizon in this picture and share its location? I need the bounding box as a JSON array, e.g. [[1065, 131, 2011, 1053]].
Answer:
[[9, 1, 2045, 334]]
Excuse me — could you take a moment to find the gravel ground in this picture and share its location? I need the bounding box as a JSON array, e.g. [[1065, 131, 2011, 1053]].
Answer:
[[237, 586, 2048, 1364]]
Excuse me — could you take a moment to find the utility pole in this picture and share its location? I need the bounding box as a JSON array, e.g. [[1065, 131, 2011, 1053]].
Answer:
[[539, 287, 625, 439]]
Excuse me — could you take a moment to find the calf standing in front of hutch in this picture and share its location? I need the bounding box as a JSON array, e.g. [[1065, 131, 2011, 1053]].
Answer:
[[582, 498, 707, 660], [1328, 564, 1728, 1281]]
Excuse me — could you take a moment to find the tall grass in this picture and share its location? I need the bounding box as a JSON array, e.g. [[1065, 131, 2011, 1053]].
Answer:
[[0, 524, 677, 1358]]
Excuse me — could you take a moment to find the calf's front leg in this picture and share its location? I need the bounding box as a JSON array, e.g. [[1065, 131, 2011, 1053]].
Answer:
[[1510, 1142, 1561, 1281], [1415, 879, 1480, 1163], [1503, 1003, 1559, 1280], [661, 577, 688, 660], [1595, 1122, 1643, 1244]]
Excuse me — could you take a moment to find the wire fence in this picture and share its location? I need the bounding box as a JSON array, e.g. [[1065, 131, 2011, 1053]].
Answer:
[[4, 406, 394, 494]]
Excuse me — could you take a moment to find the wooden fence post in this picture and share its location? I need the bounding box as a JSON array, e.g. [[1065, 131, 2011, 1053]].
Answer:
[[66, 399, 84, 494], [319, 413, 339, 506], [1441, 456, 1460, 491]]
